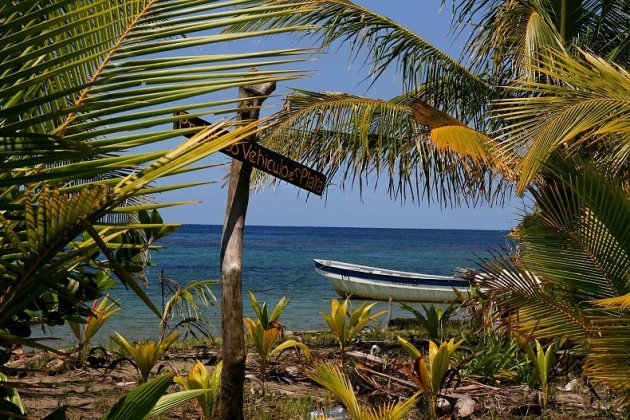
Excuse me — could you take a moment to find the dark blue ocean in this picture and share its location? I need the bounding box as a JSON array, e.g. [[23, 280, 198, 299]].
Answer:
[[49, 225, 509, 346]]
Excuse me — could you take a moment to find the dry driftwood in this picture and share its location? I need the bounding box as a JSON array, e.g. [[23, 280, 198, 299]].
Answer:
[[346, 350, 387, 366]]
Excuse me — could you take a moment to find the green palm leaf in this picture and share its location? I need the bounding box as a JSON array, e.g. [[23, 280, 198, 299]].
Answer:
[[308, 361, 362, 419], [480, 158, 629, 389], [494, 49, 630, 192], [1, 0, 310, 345], [1, 0, 308, 136], [482, 158, 629, 339], [255, 89, 506, 205], [160, 279, 217, 341], [453, 0, 629, 80], [103, 374, 174, 420], [586, 311, 630, 391], [224, 0, 491, 124]]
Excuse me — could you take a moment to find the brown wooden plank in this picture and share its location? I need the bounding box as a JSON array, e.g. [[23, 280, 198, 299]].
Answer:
[[174, 112, 326, 195]]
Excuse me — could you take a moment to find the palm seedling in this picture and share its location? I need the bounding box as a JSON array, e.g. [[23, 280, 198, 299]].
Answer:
[[103, 374, 175, 420], [174, 360, 223, 419], [453, 332, 532, 385], [400, 302, 455, 341], [159, 277, 217, 342], [320, 298, 386, 365], [397, 336, 462, 419], [112, 331, 180, 383], [244, 292, 310, 389], [69, 295, 121, 365], [516, 335, 557, 410], [308, 360, 420, 420]]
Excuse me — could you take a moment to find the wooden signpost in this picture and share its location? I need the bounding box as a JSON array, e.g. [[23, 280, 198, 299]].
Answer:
[[174, 113, 326, 195], [174, 87, 326, 419]]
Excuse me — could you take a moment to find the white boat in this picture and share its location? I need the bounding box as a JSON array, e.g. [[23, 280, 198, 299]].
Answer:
[[313, 259, 472, 303]]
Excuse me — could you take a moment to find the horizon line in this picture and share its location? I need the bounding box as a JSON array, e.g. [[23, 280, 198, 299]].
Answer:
[[177, 223, 509, 232]]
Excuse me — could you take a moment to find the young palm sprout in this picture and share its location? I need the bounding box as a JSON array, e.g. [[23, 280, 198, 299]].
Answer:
[[112, 331, 180, 383], [398, 336, 462, 419], [244, 292, 310, 392], [321, 298, 386, 365]]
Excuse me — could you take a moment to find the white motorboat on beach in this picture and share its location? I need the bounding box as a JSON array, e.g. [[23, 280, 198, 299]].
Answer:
[[313, 259, 475, 303]]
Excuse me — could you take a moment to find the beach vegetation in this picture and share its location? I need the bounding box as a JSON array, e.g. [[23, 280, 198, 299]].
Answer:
[[453, 332, 532, 385], [321, 298, 386, 365], [103, 373, 175, 420], [245, 292, 311, 388], [112, 331, 180, 383], [225, 0, 630, 397], [69, 295, 121, 365], [0, 371, 25, 418], [516, 336, 557, 410], [159, 277, 217, 343], [2, 0, 628, 417], [308, 360, 421, 420], [479, 158, 630, 392], [0, 0, 309, 366], [400, 302, 455, 341], [0, 2, 310, 416], [173, 360, 222, 419], [397, 336, 462, 419]]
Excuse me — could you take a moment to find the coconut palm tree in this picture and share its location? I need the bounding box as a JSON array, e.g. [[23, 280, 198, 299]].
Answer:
[[479, 157, 630, 391], [453, 0, 629, 81], [226, 0, 627, 193], [223, 0, 629, 392], [493, 48, 630, 192], [0, 0, 310, 351], [227, 0, 505, 205], [475, 38, 629, 392]]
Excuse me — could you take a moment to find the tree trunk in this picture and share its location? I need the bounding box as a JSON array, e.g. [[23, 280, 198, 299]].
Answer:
[[217, 79, 276, 420]]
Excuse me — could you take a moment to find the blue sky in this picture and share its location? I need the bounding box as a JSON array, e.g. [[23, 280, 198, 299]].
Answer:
[[158, 0, 524, 230]]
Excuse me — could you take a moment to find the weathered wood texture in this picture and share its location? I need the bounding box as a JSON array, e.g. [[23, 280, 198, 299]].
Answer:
[[173, 114, 326, 195], [216, 80, 276, 420]]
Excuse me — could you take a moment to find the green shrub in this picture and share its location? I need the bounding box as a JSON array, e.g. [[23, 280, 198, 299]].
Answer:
[[453, 332, 532, 385]]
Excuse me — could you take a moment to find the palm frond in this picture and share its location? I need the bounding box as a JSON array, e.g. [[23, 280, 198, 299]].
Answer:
[[362, 392, 420, 420], [521, 158, 630, 299], [493, 48, 630, 192], [593, 292, 630, 310], [307, 361, 361, 419], [257, 89, 507, 206], [224, 0, 492, 125], [589, 291, 630, 389], [1, 121, 265, 331], [481, 254, 593, 340], [160, 279, 217, 341], [482, 158, 630, 340], [585, 311, 630, 391], [1, 0, 309, 137], [452, 0, 629, 78], [1, 0, 310, 208]]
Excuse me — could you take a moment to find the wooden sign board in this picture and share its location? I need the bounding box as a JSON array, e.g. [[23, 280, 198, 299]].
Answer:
[[174, 113, 326, 195]]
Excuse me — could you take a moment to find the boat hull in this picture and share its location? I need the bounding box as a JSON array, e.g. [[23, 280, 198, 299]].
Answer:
[[314, 259, 470, 303], [324, 275, 467, 302]]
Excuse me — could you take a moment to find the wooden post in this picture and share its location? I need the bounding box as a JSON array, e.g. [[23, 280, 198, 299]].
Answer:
[[217, 79, 276, 420]]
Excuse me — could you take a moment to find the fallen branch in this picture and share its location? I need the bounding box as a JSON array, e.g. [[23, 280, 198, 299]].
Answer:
[[354, 364, 416, 389], [346, 350, 387, 365]]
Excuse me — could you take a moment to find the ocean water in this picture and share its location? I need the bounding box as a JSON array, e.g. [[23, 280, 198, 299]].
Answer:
[[48, 225, 509, 346]]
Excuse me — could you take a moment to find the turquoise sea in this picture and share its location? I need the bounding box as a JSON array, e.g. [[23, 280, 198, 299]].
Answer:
[[48, 225, 510, 346]]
